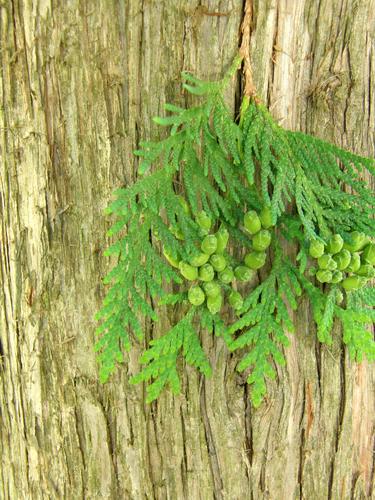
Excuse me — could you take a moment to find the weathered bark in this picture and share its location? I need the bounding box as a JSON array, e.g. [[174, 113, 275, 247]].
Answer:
[[0, 1, 374, 499]]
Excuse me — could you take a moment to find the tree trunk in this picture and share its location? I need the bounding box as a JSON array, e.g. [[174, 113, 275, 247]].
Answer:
[[0, 1, 374, 499]]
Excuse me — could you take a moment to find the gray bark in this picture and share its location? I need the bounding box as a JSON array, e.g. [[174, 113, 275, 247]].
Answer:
[[0, 1, 374, 499]]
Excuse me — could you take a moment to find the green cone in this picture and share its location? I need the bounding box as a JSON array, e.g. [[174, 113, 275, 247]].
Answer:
[[234, 266, 253, 282], [188, 286, 205, 306], [196, 210, 212, 231], [316, 270, 333, 283], [331, 271, 343, 284], [252, 230, 272, 251], [163, 247, 180, 268], [327, 258, 337, 271], [343, 231, 370, 252], [201, 235, 218, 255], [326, 234, 344, 254], [259, 206, 273, 229], [342, 275, 367, 291], [244, 210, 261, 235], [189, 252, 210, 267], [362, 243, 375, 265], [333, 249, 351, 270], [356, 264, 375, 278], [210, 254, 227, 272], [198, 227, 209, 238], [218, 267, 234, 284], [207, 294, 222, 314], [179, 262, 198, 281], [309, 240, 325, 258], [216, 227, 229, 254], [356, 233, 370, 250], [199, 264, 215, 282], [346, 253, 361, 272], [228, 290, 243, 311], [336, 290, 344, 305], [318, 254, 334, 270], [203, 281, 221, 298], [244, 251, 266, 270]]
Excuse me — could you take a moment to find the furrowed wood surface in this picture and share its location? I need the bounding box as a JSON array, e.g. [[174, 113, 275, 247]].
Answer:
[[0, 1, 373, 499]]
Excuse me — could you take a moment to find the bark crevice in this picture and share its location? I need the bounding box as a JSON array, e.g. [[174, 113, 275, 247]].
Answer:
[[199, 376, 224, 500]]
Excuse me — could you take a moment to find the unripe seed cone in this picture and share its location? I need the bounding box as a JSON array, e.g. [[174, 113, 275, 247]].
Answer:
[[252, 230, 272, 251], [188, 285, 205, 306], [198, 264, 215, 282], [318, 254, 334, 270], [179, 261, 198, 281], [356, 233, 371, 250], [342, 275, 367, 291], [356, 264, 375, 278], [343, 231, 370, 252], [331, 271, 343, 283], [198, 227, 209, 238], [196, 210, 212, 231], [163, 247, 180, 268], [207, 294, 222, 314], [215, 227, 229, 254], [203, 281, 221, 297], [201, 235, 217, 255], [309, 240, 325, 258], [333, 249, 351, 270], [259, 206, 273, 229], [336, 290, 344, 305], [244, 251, 266, 270], [244, 211, 261, 235], [218, 267, 234, 284], [346, 253, 361, 272], [234, 266, 253, 282], [327, 259, 337, 271], [362, 243, 375, 265], [326, 234, 344, 254], [210, 254, 227, 272], [189, 252, 210, 267], [316, 270, 333, 283], [228, 290, 243, 310]]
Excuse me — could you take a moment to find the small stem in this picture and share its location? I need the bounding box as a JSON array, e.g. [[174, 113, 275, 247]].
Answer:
[[239, 0, 258, 100]]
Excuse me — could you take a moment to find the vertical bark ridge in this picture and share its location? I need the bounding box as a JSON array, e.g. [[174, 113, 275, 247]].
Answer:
[[200, 376, 224, 500]]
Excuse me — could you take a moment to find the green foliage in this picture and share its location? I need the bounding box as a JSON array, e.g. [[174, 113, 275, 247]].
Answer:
[[299, 273, 375, 361], [130, 309, 211, 402], [96, 58, 374, 407], [225, 248, 300, 406], [337, 288, 375, 361], [241, 102, 375, 240]]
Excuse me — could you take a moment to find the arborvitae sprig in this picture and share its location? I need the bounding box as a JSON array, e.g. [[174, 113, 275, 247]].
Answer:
[[95, 58, 253, 384], [96, 57, 374, 406], [298, 273, 375, 360], [339, 288, 375, 361], [225, 246, 301, 406], [130, 308, 212, 402], [287, 131, 375, 237], [239, 102, 375, 239]]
